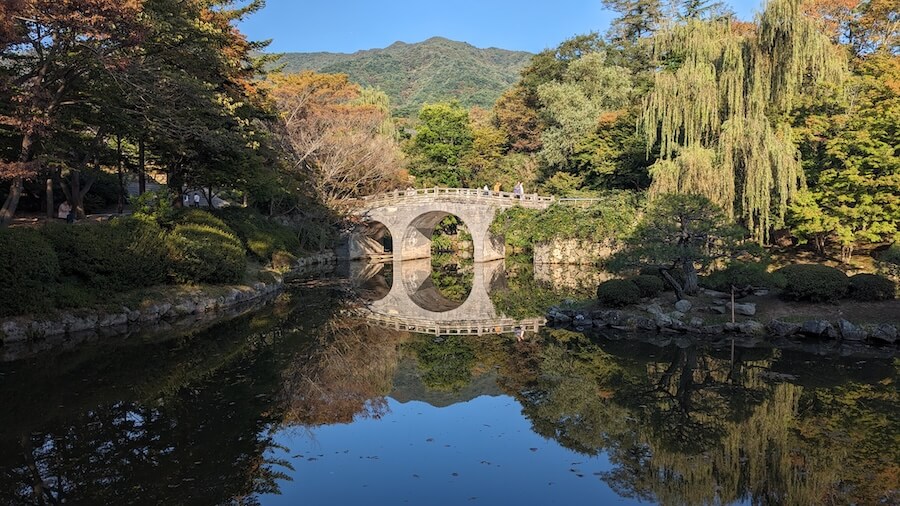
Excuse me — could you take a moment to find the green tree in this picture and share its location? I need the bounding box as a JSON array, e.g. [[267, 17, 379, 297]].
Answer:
[[602, 0, 666, 43], [610, 193, 746, 298], [641, 0, 846, 242], [537, 51, 633, 173], [790, 53, 900, 261], [408, 101, 473, 187], [678, 0, 732, 20]]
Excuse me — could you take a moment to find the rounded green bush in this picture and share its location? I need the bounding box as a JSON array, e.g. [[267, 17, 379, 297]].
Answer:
[[878, 244, 900, 266], [849, 273, 896, 301], [178, 209, 229, 230], [42, 216, 167, 290], [166, 223, 246, 284], [0, 228, 60, 316], [703, 261, 785, 292], [217, 208, 301, 262], [777, 264, 850, 302], [629, 274, 665, 298], [639, 266, 684, 291], [597, 279, 641, 307]]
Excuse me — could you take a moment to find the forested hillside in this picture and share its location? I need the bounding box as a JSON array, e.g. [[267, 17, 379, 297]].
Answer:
[[278, 37, 532, 116]]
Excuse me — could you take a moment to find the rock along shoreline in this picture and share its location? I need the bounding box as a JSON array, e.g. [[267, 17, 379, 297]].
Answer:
[[547, 302, 899, 356], [0, 251, 337, 359]]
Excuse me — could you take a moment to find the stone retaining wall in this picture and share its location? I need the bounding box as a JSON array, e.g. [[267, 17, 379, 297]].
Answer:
[[0, 250, 338, 352], [533, 239, 619, 265], [534, 263, 615, 292]]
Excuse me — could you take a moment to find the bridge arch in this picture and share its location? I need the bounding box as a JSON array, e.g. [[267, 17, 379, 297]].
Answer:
[[346, 188, 555, 263], [353, 258, 544, 336]]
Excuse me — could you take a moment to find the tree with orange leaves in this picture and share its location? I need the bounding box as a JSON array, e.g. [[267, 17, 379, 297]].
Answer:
[[267, 72, 405, 209], [0, 0, 146, 225]]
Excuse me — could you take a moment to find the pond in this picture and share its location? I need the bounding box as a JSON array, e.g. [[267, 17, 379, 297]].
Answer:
[[0, 260, 897, 505]]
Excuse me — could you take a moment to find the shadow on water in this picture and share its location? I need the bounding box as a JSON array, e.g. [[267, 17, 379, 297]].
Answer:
[[0, 264, 897, 505]]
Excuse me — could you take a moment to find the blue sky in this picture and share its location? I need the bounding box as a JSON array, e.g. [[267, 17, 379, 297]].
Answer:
[[239, 0, 765, 54]]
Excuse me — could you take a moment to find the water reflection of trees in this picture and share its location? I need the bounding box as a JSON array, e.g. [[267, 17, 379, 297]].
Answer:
[[280, 317, 408, 426], [489, 259, 597, 319], [429, 253, 474, 303], [494, 332, 899, 505], [0, 289, 340, 505], [3, 293, 895, 505]]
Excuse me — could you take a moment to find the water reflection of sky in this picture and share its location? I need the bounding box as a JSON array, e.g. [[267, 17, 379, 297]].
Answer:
[[264, 395, 633, 505]]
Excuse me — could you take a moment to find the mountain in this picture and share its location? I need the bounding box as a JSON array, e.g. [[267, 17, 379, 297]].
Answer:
[[276, 37, 533, 117]]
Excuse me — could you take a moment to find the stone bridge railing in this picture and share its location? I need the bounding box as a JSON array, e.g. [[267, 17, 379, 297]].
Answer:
[[351, 187, 556, 210], [359, 311, 545, 336]]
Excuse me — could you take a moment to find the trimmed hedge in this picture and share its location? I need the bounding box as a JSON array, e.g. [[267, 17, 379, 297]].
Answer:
[[777, 264, 850, 302], [703, 261, 785, 292], [42, 216, 167, 290], [217, 208, 301, 262], [0, 228, 60, 316], [166, 223, 246, 284], [849, 274, 896, 301], [629, 274, 664, 298], [597, 279, 641, 307]]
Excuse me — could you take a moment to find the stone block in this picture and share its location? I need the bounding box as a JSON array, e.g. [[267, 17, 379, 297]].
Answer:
[[800, 320, 833, 338], [737, 320, 765, 335], [870, 324, 898, 345], [674, 299, 692, 313], [726, 302, 756, 316], [767, 320, 801, 338], [838, 319, 867, 342]]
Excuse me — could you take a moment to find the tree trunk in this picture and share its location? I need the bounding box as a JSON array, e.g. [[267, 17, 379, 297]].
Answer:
[[138, 139, 146, 195], [0, 176, 24, 226], [169, 164, 184, 207], [682, 261, 699, 295], [71, 169, 82, 218], [205, 185, 214, 208], [46, 178, 54, 218], [660, 267, 686, 301], [0, 132, 37, 227], [116, 135, 125, 214]]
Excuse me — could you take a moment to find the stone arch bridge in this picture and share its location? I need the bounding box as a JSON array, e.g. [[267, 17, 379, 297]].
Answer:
[[351, 259, 544, 336], [344, 188, 555, 263]]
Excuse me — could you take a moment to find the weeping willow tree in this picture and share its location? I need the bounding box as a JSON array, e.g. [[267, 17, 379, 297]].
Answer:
[[641, 0, 845, 242]]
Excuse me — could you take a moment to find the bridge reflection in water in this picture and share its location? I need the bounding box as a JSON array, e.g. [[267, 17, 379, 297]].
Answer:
[[348, 259, 544, 336]]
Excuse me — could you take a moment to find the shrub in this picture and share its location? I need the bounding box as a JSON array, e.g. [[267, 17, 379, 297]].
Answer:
[[639, 266, 685, 291], [777, 264, 850, 302], [179, 209, 229, 230], [878, 244, 900, 266], [877, 244, 900, 280], [130, 189, 178, 226], [271, 250, 298, 272], [597, 279, 641, 307], [166, 223, 246, 284], [42, 216, 167, 291], [703, 261, 785, 292], [849, 274, 896, 301], [629, 274, 664, 298], [217, 208, 301, 262], [0, 228, 60, 316], [51, 283, 99, 309]]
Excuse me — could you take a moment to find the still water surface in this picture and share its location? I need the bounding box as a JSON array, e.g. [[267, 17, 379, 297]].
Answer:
[[0, 261, 897, 505]]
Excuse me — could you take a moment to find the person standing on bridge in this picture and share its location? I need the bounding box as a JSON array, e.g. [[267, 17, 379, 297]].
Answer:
[[513, 181, 523, 198], [493, 181, 501, 193]]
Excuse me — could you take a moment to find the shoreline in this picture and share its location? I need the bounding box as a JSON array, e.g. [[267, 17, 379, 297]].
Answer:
[[546, 300, 899, 358], [0, 251, 337, 360]]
